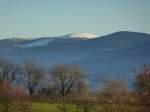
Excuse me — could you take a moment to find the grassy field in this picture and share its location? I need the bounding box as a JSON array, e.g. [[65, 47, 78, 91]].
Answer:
[[30, 102, 82, 112], [30, 102, 140, 112]]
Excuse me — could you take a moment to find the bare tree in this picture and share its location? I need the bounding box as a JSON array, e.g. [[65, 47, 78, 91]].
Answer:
[[95, 78, 139, 112], [0, 58, 18, 83], [0, 80, 30, 112], [21, 60, 44, 95], [50, 64, 86, 112], [134, 65, 150, 112]]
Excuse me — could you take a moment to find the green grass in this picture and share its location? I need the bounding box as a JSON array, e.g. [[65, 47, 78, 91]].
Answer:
[[31, 102, 58, 112], [29, 102, 141, 112], [30, 102, 81, 112]]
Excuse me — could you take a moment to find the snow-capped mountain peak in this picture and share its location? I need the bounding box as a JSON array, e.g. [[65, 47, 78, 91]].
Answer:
[[68, 32, 97, 39]]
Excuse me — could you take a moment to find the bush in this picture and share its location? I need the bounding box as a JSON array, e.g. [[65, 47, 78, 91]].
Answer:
[[0, 80, 30, 112], [134, 65, 150, 112]]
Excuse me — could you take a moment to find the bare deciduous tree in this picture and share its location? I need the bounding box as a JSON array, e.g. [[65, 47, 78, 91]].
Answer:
[[50, 64, 86, 112], [21, 60, 44, 95], [134, 65, 150, 112], [0, 58, 18, 83], [0, 80, 30, 112], [95, 78, 140, 112]]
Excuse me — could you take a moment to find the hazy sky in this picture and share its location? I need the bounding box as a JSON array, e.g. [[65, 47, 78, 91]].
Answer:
[[0, 0, 150, 38]]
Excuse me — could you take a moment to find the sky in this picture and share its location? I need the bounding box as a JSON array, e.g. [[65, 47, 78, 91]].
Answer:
[[0, 0, 150, 38]]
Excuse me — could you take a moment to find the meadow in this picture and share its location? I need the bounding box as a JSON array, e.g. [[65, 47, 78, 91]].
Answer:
[[30, 103, 78, 112]]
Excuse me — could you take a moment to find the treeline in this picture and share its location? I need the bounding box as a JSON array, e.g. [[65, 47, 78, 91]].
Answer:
[[0, 57, 150, 112]]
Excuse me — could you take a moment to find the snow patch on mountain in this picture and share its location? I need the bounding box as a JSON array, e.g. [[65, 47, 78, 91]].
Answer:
[[68, 32, 97, 39], [16, 38, 53, 48]]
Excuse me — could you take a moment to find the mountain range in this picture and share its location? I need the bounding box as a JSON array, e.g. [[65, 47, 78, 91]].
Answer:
[[0, 31, 150, 87]]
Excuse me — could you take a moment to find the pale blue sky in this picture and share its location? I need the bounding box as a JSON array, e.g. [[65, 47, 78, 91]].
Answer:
[[0, 0, 150, 38]]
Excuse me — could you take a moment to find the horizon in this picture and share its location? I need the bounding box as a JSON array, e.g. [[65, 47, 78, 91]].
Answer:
[[0, 0, 150, 38], [0, 30, 150, 40]]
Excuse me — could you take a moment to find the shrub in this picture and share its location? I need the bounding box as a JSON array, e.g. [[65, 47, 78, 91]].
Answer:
[[0, 80, 30, 112]]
